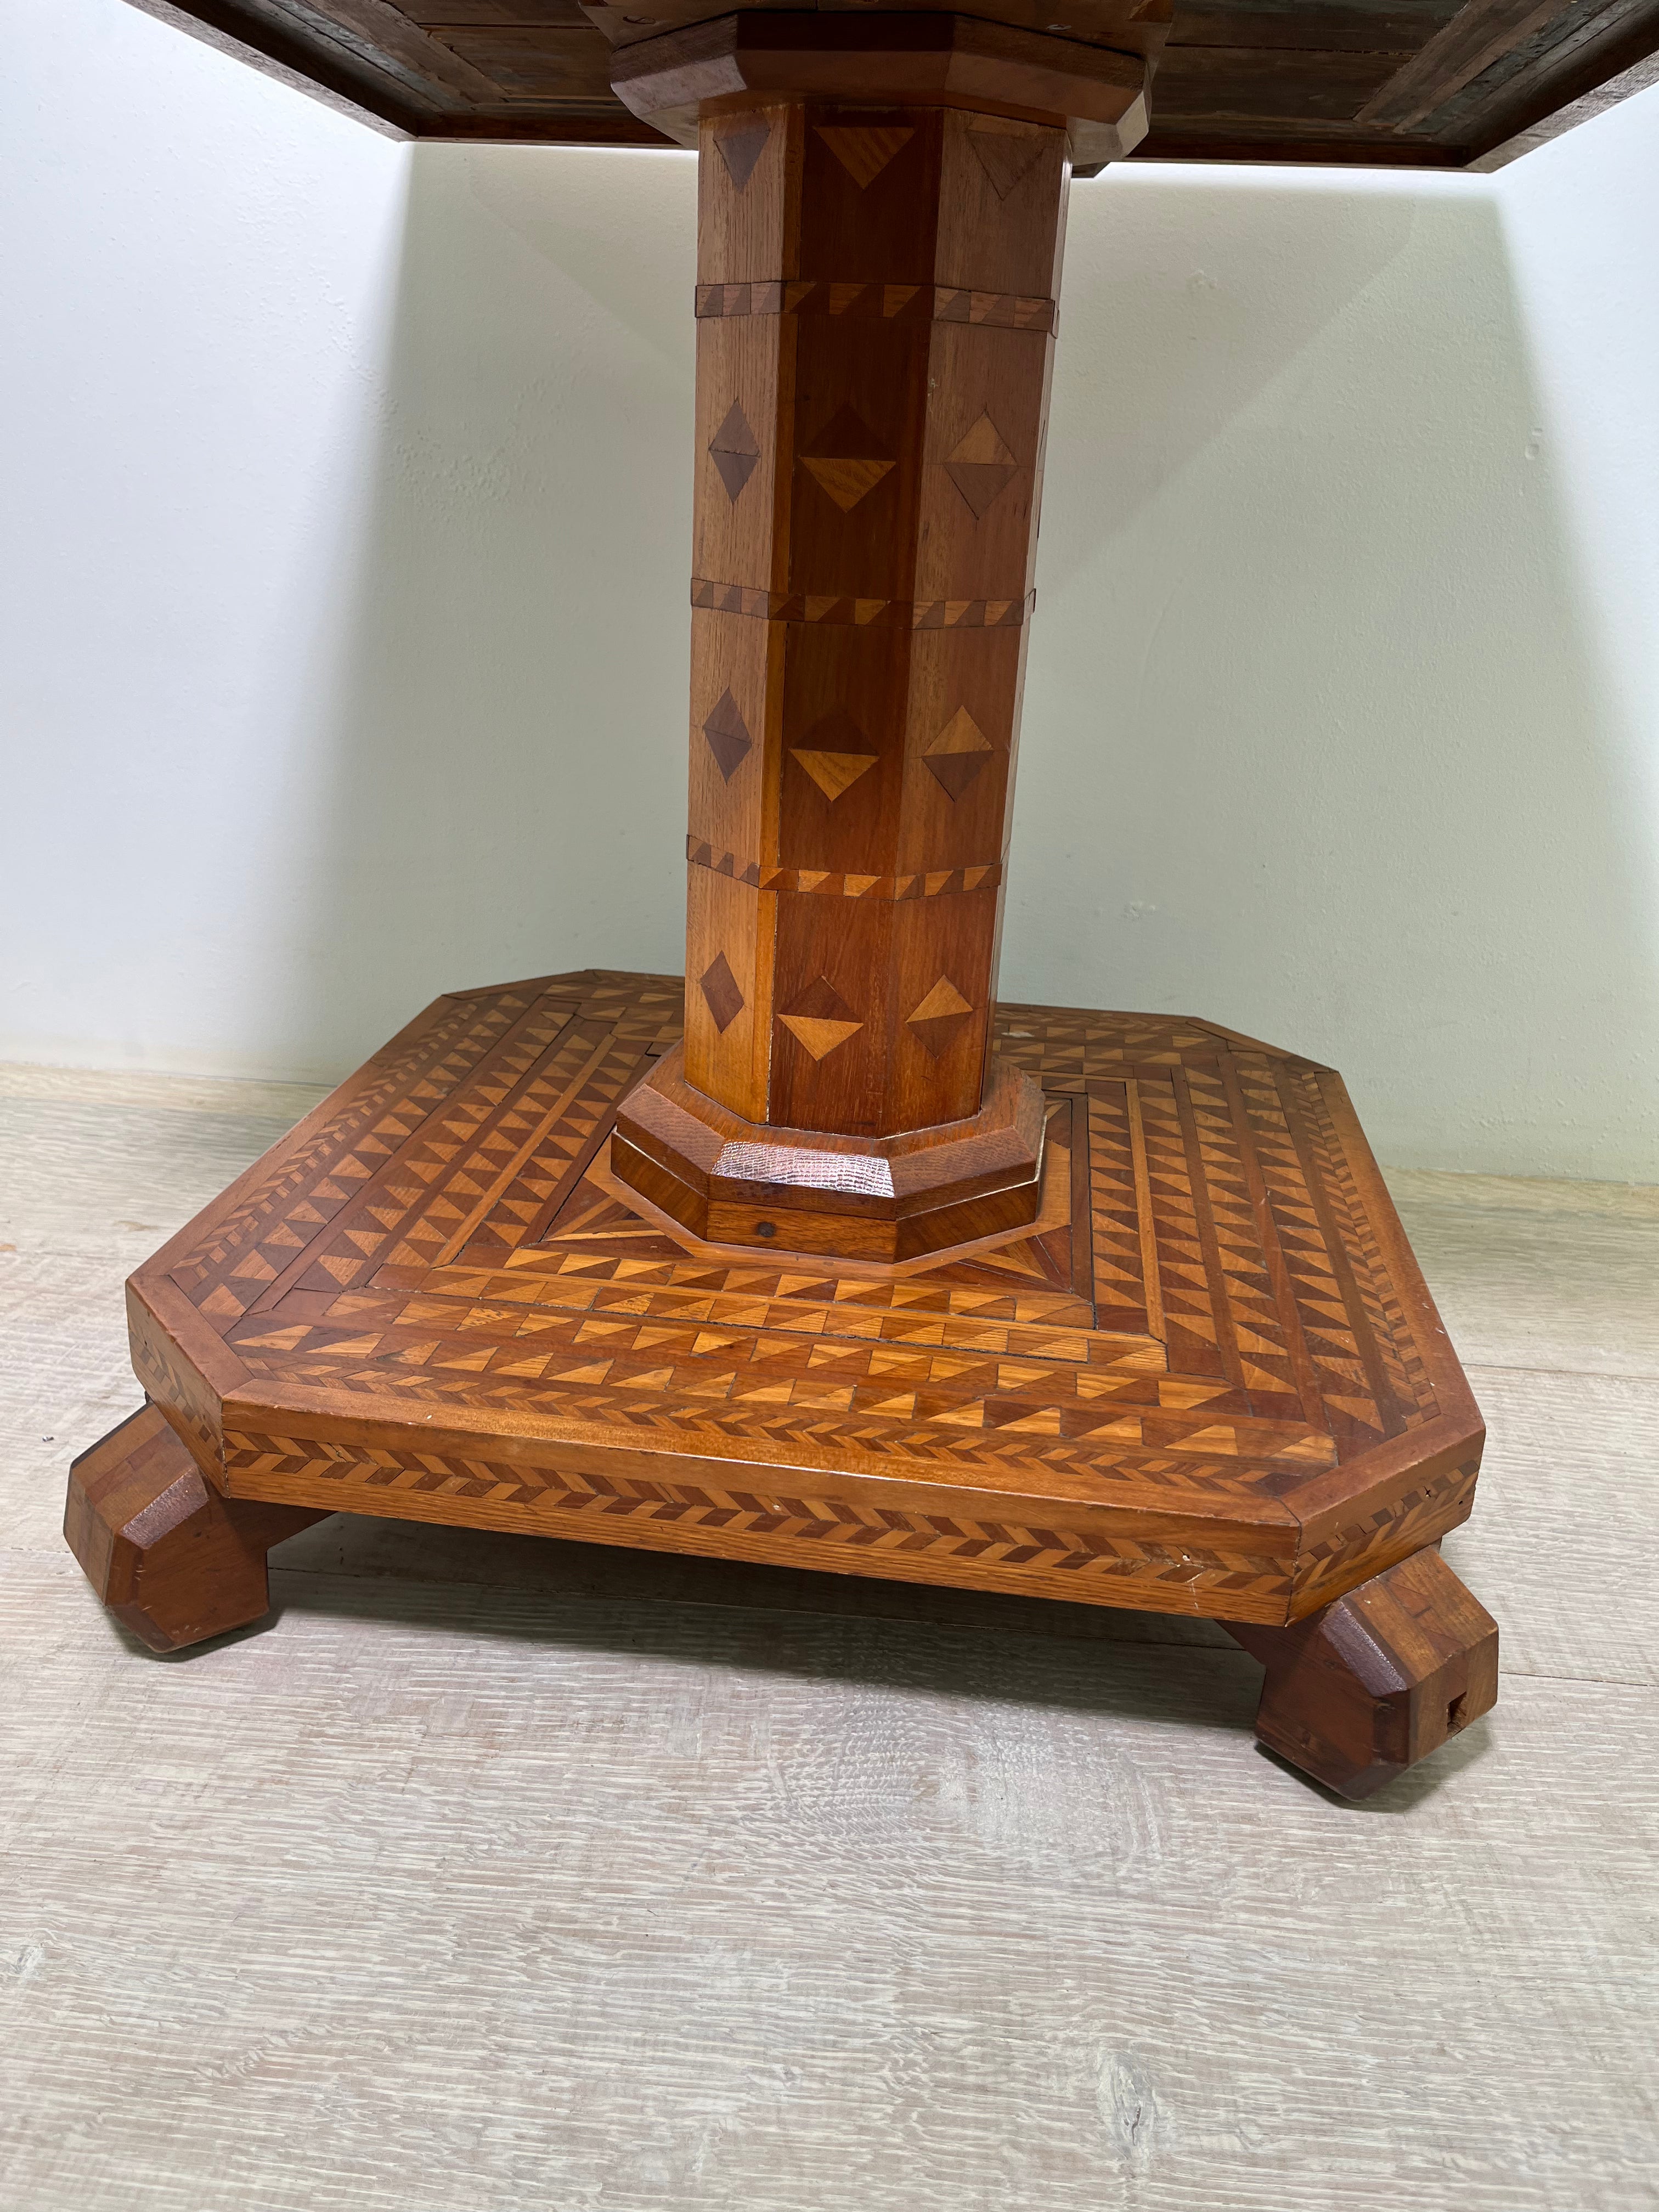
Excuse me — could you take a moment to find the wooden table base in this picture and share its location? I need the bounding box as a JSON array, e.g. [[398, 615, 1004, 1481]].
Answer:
[[64, 969, 1497, 1798]]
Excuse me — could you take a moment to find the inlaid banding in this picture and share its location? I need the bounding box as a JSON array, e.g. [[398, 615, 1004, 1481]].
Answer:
[[688, 839, 1004, 900], [695, 280, 1058, 335], [691, 580, 1035, 628]]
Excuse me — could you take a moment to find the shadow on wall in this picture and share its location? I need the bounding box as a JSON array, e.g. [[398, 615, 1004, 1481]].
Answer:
[[289, 150, 1652, 1180], [294, 143, 698, 1071], [1013, 167, 1656, 1179]]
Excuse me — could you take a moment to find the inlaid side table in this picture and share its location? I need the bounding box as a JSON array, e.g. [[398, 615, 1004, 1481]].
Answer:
[[66, 0, 1497, 1798]]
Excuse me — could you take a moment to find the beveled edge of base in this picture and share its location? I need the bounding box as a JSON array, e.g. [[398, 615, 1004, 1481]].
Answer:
[[588, 1137, 1063, 1280], [610, 1135, 1044, 1263], [110, 974, 1488, 1634], [612, 1044, 1046, 1261]]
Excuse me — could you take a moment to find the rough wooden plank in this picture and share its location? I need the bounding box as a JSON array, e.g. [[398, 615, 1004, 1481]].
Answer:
[[1357, 0, 1571, 125], [1356, 0, 1659, 137], [1459, 0, 1659, 144], [123, 0, 427, 130], [1169, 1, 1454, 54], [432, 21, 619, 94], [1472, 40, 1659, 160], [1153, 42, 1412, 117], [120, 0, 1659, 161]]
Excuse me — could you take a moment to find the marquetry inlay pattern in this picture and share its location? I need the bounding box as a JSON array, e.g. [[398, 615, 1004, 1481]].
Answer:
[[923, 707, 995, 799], [706, 399, 760, 503], [698, 952, 745, 1034], [690, 580, 1034, 627], [816, 123, 914, 187], [686, 839, 1004, 901], [694, 281, 1058, 334], [684, 98, 1060, 1136], [701, 688, 753, 781], [131, 973, 1485, 1629], [94, 0, 1511, 1786]]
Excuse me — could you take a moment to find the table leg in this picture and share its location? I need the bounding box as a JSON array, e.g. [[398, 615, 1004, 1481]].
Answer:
[[64, 1405, 328, 1652], [1228, 1548, 1499, 1797]]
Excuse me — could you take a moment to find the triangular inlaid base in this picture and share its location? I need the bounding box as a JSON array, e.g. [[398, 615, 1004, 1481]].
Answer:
[[95, 970, 1483, 1646]]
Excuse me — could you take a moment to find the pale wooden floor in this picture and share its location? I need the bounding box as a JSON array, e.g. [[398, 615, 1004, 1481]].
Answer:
[[2, 1062, 1656, 2212]]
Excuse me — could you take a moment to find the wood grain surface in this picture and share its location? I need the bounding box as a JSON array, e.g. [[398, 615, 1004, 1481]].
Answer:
[[129, 0, 1659, 168], [114, 974, 1488, 1629], [678, 105, 1063, 1144], [64, 1405, 330, 1650], [3, 1062, 1656, 2209]]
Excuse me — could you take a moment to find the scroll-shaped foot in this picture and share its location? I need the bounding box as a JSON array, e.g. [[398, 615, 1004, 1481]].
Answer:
[[1227, 1548, 1498, 1798], [64, 1406, 330, 1652]]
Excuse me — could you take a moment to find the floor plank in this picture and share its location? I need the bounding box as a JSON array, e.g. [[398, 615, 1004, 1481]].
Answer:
[[2, 1559, 1655, 2212], [1388, 1167, 1659, 1380], [1449, 1365, 1659, 1688]]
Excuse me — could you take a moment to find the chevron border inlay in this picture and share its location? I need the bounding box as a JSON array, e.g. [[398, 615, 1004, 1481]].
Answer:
[[125, 972, 1483, 1637]]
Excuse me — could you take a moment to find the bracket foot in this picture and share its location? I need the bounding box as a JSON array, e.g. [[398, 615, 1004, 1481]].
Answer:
[[64, 1406, 329, 1652], [1227, 1548, 1498, 1798]]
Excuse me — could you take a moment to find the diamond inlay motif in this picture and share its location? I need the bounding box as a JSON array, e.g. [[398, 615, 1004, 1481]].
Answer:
[[699, 952, 745, 1035], [801, 405, 894, 513], [922, 707, 995, 800], [945, 414, 1019, 519], [709, 402, 760, 503], [907, 977, 974, 1060], [702, 689, 753, 782], [780, 977, 862, 1061]]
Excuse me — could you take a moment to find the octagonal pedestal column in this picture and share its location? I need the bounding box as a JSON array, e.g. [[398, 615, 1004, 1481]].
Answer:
[[611, 70, 1124, 1262]]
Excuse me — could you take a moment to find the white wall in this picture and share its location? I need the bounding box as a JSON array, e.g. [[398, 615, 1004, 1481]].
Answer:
[[1021, 143, 1659, 1181], [2, 0, 1656, 1178]]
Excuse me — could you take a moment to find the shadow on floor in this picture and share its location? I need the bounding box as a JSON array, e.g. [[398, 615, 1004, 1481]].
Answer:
[[185, 1513, 1487, 1812], [90, 1508, 1493, 1810]]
